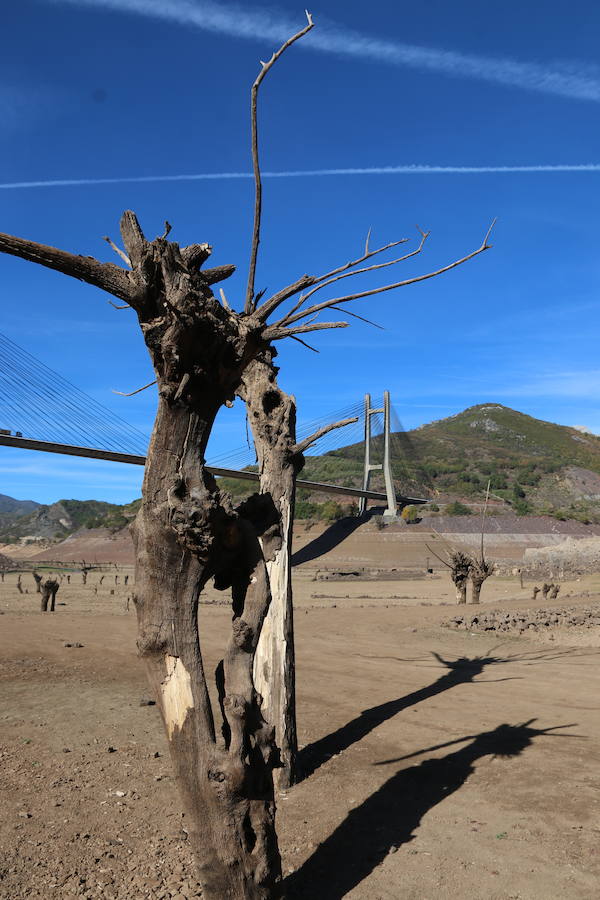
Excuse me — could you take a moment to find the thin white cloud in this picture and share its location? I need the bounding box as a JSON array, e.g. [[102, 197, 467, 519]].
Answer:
[[3, 162, 600, 190], [417, 369, 600, 401], [43, 0, 600, 102]]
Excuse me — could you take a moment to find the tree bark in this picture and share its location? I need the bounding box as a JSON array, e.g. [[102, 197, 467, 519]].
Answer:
[[119, 212, 282, 898], [40, 579, 59, 612], [239, 352, 300, 788], [132, 397, 281, 897], [470, 576, 483, 605], [453, 578, 468, 604], [0, 208, 285, 897]]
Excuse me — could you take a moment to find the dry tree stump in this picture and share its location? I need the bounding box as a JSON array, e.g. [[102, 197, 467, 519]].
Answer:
[[40, 578, 59, 612]]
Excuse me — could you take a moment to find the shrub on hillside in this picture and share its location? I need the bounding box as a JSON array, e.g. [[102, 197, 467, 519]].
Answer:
[[444, 501, 473, 516], [401, 505, 419, 524], [512, 498, 531, 516], [321, 500, 344, 522], [295, 500, 320, 519]]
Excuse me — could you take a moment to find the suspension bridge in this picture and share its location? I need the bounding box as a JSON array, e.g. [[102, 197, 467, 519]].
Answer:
[[0, 332, 428, 512]]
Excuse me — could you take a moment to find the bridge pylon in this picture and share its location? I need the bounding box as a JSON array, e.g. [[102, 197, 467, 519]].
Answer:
[[358, 390, 397, 518]]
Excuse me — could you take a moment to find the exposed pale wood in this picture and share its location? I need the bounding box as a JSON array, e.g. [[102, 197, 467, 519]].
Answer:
[[239, 352, 356, 787], [238, 352, 300, 787]]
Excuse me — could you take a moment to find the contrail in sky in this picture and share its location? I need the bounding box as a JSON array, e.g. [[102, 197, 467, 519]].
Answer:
[[2, 164, 600, 190], [43, 0, 600, 103]]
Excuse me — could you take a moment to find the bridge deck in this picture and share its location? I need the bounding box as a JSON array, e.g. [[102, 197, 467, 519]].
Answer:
[[0, 434, 428, 505]]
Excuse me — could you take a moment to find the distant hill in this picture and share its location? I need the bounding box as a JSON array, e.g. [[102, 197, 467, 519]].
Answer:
[[0, 493, 40, 516], [2, 404, 600, 540], [0, 497, 140, 544], [0, 493, 41, 534]]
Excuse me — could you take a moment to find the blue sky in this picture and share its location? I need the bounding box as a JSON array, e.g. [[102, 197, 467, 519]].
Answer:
[[1, 0, 600, 504]]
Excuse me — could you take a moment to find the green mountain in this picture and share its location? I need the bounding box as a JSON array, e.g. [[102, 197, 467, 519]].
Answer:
[[222, 403, 600, 521], [301, 403, 600, 520]]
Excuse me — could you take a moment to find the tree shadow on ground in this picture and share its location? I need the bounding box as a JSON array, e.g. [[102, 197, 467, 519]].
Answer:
[[291, 514, 371, 567], [298, 646, 583, 781], [287, 719, 577, 900]]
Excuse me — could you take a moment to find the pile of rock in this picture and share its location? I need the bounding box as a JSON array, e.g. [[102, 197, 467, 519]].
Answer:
[[523, 537, 600, 577], [443, 603, 600, 635]]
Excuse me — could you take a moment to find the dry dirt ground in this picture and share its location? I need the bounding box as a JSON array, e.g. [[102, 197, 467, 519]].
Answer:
[[1, 563, 599, 900]]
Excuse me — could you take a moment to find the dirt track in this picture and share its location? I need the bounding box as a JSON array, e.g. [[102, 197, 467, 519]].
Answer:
[[1, 570, 600, 899]]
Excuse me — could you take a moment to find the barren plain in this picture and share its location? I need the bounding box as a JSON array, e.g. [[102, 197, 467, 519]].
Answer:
[[1, 524, 599, 899]]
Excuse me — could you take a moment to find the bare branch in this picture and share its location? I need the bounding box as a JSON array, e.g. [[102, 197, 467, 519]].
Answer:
[[0, 231, 134, 302], [277, 228, 429, 326], [161, 220, 172, 239], [244, 11, 315, 313], [112, 379, 157, 397], [293, 416, 358, 455], [181, 243, 212, 269], [103, 235, 131, 267], [202, 264, 236, 285], [119, 210, 149, 269], [283, 221, 496, 325], [424, 542, 451, 569], [264, 320, 348, 341], [255, 234, 410, 323], [219, 288, 231, 310], [329, 305, 385, 330], [365, 227, 372, 255], [289, 334, 319, 353], [479, 478, 491, 563], [108, 300, 131, 310]]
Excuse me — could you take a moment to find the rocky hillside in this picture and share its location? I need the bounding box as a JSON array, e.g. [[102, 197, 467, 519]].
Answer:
[[0, 498, 140, 543], [0, 493, 40, 530]]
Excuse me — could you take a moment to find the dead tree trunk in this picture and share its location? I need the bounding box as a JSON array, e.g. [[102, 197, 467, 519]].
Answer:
[[449, 551, 472, 604], [470, 557, 495, 604], [16, 575, 23, 594], [549, 584, 560, 600], [40, 578, 59, 612], [116, 212, 282, 898], [541, 582, 551, 601], [238, 354, 300, 789], [532, 586, 540, 601], [33, 571, 42, 593]]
